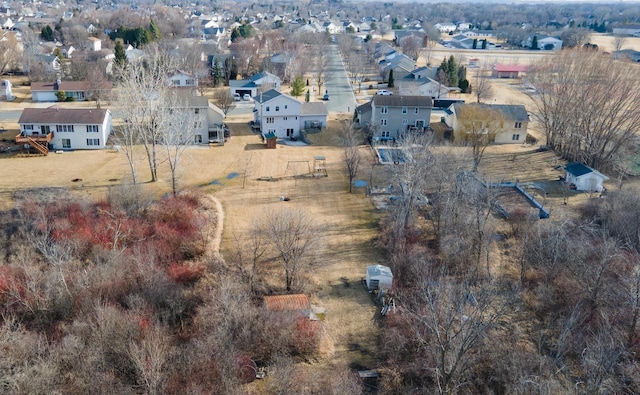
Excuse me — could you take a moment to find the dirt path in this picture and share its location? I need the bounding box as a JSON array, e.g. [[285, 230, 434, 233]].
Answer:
[[206, 121, 382, 370]]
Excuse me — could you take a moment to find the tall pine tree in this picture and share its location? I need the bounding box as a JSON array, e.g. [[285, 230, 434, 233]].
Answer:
[[446, 56, 458, 87], [388, 69, 394, 88], [114, 39, 128, 71], [149, 19, 161, 40], [211, 58, 222, 86]]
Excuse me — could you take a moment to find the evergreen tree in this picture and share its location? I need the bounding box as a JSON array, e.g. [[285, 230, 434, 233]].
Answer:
[[388, 69, 395, 87], [230, 27, 240, 42], [458, 65, 467, 82], [446, 56, 458, 87], [114, 39, 128, 70], [532, 36, 538, 50], [149, 19, 161, 40], [211, 58, 222, 86], [481, 39, 487, 49], [305, 90, 310, 102], [458, 79, 470, 93], [290, 76, 305, 97], [41, 25, 54, 41], [472, 38, 478, 49]]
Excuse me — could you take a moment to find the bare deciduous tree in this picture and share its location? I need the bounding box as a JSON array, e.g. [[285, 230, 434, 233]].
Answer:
[[0, 33, 20, 74], [528, 49, 640, 170], [472, 66, 494, 103], [454, 104, 505, 171], [114, 46, 177, 183], [259, 208, 317, 292], [404, 272, 509, 394], [614, 35, 627, 52], [343, 123, 362, 193], [212, 88, 234, 116]]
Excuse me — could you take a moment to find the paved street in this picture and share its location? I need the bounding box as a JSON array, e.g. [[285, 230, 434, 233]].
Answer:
[[322, 43, 358, 114]]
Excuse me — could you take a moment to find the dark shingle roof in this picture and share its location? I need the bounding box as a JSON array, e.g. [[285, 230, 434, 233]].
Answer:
[[253, 89, 283, 103], [565, 162, 593, 177], [372, 95, 433, 108], [451, 103, 529, 122], [31, 81, 90, 92], [18, 107, 109, 124]]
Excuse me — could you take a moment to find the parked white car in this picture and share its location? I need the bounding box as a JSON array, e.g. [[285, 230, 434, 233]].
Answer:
[[243, 93, 252, 101], [233, 93, 241, 101], [376, 89, 393, 96]]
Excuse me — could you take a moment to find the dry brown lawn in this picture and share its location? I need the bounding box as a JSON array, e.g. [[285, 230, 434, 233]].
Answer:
[[0, 115, 383, 372]]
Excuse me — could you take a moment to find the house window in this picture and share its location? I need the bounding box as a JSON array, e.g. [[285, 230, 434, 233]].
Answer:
[[275, 106, 280, 111], [56, 125, 74, 133], [380, 107, 388, 114], [87, 125, 99, 133], [194, 108, 200, 114], [512, 134, 521, 141], [172, 80, 181, 85], [515, 122, 522, 129], [40, 125, 50, 134], [284, 105, 288, 109], [381, 131, 391, 138], [402, 119, 408, 125], [266, 117, 274, 124], [62, 139, 71, 148], [415, 108, 419, 114], [283, 116, 288, 120], [86, 138, 100, 146], [402, 107, 407, 114], [380, 119, 387, 126], [266, 106, 270, 111], [23, 125, 33, 131], [286, 128, 294, 136], [186, 79, 195, 86], [195, 134, 203, 143]]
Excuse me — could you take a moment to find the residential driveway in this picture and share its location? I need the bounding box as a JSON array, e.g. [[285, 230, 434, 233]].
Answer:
[[323, 44, 357, 115]]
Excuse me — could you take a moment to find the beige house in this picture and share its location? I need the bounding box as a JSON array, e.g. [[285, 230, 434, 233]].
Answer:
[[443, 103, 529, 144]]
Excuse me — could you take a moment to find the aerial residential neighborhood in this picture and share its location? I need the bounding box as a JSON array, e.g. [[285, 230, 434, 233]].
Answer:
[[0, 0, 640, 393]]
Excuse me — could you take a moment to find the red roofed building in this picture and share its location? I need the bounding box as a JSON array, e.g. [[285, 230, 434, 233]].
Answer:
[[264, 294, 310, 313], [492, 64, 528, 79]]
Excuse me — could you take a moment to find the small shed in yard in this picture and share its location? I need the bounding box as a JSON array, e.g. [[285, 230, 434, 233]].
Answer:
[[264, 132, 277, 149], [1, 80, 13, 101], [264, 294, 311, 318], [365, 265, 393, 291], [565, 162, 609, 192]]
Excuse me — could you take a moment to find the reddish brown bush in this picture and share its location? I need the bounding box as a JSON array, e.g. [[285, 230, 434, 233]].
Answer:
[[167, 262, 205, 284]]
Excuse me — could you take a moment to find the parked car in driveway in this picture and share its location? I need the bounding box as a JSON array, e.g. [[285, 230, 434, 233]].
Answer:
[[243, 94, 252, 101], [233, 93, 241, 101], [376, 89, 393, 96]]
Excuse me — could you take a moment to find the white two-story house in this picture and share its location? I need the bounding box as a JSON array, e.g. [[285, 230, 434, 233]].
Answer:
[[253, 89, 327, 139], [17, 107, 112, 152], [355, 96, 433, 143]]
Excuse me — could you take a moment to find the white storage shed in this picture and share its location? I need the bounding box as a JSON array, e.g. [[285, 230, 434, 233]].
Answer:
[[366, 265, 394, 291]]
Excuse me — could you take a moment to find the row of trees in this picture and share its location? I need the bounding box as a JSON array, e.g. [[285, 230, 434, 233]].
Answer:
[[527, 49, 640, 171], [372, 131, 640, 392]]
